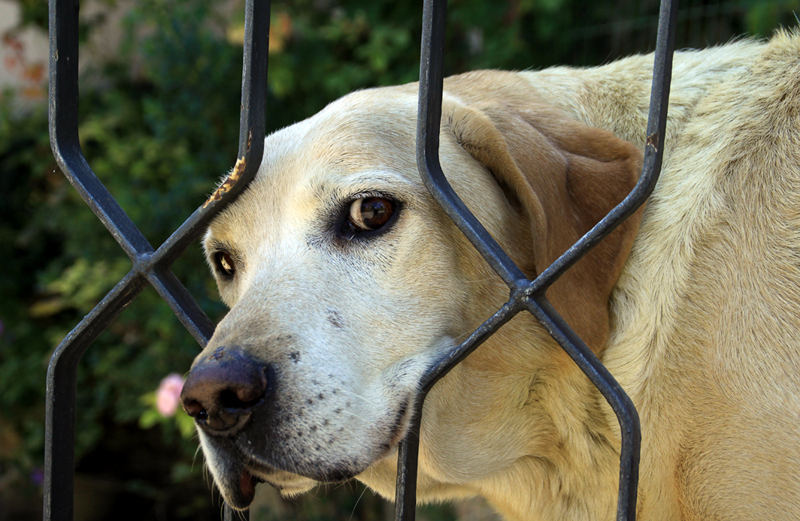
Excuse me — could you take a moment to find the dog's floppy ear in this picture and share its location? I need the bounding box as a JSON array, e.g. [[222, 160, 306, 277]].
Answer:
[[443, 93, 644, 353]]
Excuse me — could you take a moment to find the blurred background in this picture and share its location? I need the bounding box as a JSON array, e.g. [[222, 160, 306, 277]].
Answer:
[[0, 0, 794, 519]]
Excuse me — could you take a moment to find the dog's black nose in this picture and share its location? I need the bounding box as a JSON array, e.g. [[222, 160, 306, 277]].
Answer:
[[181, 347, 271, 436]]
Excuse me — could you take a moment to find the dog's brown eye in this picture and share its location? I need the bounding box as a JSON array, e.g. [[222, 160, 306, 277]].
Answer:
[[348, 197, 395, 232], [215, 251, 236, 277]]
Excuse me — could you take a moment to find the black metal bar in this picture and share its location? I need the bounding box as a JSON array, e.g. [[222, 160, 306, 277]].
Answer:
[[526, 296, 641, 520], [49, 0, 153, 260], [394, 299, 522, 519], [150, 0, 270, 269], [420, 299, 522, 390], [393, 412, 422, 521], [414, 0, 526, 288], [146, 267, 216, 345], [399, 0, 680, 519], [44, 0, 269, 519], [530, 0, 679, 294], [44, 270, 148, 521]]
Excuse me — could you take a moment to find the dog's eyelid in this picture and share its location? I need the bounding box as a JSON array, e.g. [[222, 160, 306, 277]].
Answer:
[[206, 238, 231, 256], [343, 189, 394, 201]]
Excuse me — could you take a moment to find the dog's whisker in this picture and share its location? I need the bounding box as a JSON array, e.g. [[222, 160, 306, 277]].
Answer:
[[202, 461, 212, 487], [340, 409, 371, 424], [349, 484, 370, 521], [192, 445, 203, 471], [337, 389, 373, 403]]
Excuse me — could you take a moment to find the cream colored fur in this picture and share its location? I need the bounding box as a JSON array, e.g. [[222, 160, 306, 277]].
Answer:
[[194, 31, 800, 520]]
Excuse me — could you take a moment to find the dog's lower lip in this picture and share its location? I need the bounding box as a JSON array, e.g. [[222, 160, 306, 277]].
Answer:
[[236, 443, 355, 484], [233, 444, 303, 482]]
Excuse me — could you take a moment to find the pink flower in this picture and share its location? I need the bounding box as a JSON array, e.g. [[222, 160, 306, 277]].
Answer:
[[156, 373, 185, 417]]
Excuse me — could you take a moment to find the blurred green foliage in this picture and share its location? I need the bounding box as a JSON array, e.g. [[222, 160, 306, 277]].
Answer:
[[0, 0, 792, 519]]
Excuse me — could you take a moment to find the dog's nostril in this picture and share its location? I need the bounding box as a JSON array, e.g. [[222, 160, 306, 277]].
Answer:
[[182, 398, 207, 419], [219, 388, 262, 410]]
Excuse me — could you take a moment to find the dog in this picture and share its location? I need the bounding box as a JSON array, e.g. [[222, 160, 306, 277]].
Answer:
[[180, 30, 800, 520]]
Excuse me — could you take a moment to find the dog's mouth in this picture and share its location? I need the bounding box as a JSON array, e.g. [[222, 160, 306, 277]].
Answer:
[[235, 454, 316, 502], [236, 467, 262, 506], [204, 437, 320, 510], [206, 445, 262, 510], [215, 438, 370, 510], [203, 394, 414, 510]]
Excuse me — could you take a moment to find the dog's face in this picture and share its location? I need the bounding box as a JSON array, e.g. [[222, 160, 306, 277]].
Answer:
[[181, 72, 643, 510]]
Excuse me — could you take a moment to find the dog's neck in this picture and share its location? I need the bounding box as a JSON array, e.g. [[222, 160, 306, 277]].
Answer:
[[472, 357, 621, 521]]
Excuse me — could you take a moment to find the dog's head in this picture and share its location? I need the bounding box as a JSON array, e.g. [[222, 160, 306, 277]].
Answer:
[[180, 71, 643, 509]]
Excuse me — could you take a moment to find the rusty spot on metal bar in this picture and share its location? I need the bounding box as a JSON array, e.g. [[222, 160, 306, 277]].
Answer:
[[646, 131, 659, 150], [204, 156, 247, 207]]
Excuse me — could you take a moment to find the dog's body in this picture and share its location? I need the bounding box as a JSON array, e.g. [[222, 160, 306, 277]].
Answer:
[[181, 31, 800, 520]]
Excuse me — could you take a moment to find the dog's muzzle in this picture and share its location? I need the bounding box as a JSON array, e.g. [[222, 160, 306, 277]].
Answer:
[[180, 346, 272, 437]]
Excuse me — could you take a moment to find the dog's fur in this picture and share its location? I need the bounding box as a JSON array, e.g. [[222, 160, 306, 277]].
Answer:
[[189, 31, 800, 520]]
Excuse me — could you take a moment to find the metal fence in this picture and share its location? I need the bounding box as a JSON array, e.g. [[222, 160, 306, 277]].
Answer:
[[565, 0, 744, 64], [43, 0, 678, 520]]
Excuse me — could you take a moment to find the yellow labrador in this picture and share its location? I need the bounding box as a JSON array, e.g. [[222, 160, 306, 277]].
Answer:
[[180, 30, 800, 520]]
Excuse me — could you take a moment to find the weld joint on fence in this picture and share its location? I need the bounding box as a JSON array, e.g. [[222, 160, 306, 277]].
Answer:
[[132, 252, 155, 276], [509, 279, 536, 307]]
